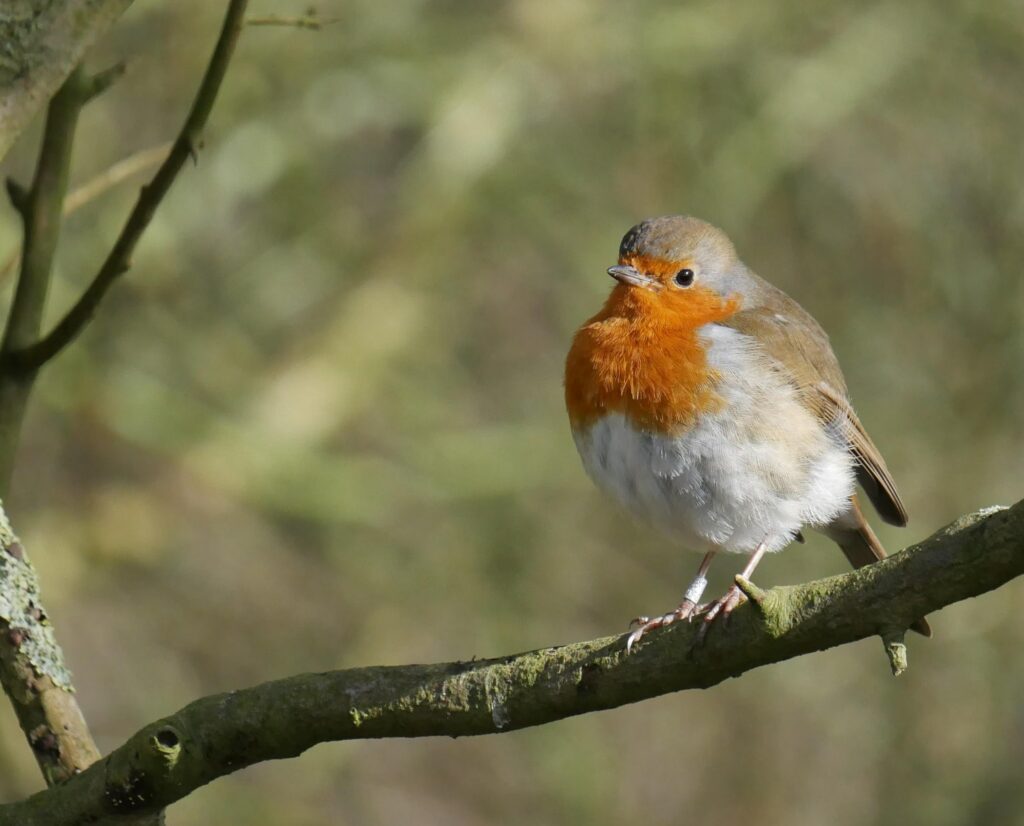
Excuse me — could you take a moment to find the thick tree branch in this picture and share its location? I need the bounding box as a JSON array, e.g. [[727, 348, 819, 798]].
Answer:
[[4, 0, 249, 374], [0, 500, 99, 786], [0, 0, 134, 162], [2, 499, 1021, 825]]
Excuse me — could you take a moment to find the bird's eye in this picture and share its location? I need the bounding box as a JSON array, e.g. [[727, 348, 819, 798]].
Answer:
[[674, 268, 695, 287]]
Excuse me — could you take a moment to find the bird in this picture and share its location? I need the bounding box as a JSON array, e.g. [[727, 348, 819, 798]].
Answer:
[[564, 215, 930, 650]]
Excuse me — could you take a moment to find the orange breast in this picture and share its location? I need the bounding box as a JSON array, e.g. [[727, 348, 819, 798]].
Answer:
[[564, 284, 739, 434]]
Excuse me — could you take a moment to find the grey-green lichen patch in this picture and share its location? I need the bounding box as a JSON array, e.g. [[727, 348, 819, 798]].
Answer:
[[0, 0, 59, 84], [939, 505, 1009, 538], [881, 631, 908, 676], [0, 500, 74, 690], [0, 0, 133, 88], [483, 667, 512, 730]]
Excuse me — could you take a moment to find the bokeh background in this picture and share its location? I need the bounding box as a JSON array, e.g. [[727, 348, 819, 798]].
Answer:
[[2, 1, 1023, 823]]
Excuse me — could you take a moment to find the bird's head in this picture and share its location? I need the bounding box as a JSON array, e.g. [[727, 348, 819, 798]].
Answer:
[[606, 216, 745, 314]]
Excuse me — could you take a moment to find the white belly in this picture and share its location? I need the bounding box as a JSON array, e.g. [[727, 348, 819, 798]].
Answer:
[[571, 324, 855, 553]]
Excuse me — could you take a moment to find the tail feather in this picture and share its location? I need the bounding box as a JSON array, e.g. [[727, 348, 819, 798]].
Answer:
[[824, 497, 932, 637]]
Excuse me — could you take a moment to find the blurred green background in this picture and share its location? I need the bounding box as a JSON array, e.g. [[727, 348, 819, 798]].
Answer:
[[2, 1, 1023, 823]]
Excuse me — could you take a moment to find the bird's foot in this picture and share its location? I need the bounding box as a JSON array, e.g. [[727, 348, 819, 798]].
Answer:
[[695, 585, 748, 645], [625, 599, 701, 652]]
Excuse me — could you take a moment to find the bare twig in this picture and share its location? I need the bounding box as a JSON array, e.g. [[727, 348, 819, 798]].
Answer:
[[63, 143, 172, 215], [0, 65, 94, 496], [246, 14, 338, 30], [0, 143, 173, 284], [82, 60, 127, 101], [1, 500, 1021, 824], [1, 67, 88, 354], [5, 0, 250, 374]]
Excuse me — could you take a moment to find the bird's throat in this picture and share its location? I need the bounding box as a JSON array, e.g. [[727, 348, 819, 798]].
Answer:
[[564, 285, 739, 434]]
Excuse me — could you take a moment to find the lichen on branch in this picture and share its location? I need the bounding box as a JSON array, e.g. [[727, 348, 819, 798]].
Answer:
[[2, 499, 1021, 825], [0, 500, 99, 786], [0, 505, 73, 691]]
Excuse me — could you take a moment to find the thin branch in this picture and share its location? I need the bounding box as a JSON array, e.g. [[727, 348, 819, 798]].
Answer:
[[0, 143, 173, 285], [1, 66, 89, 356], [246, 14, 339, 30], [0, 63, 95, 497], [82, 61, 127, 102], [4, 0, 250, 374], [63, 143, 172, 215], [2, 500, 1021, 825]]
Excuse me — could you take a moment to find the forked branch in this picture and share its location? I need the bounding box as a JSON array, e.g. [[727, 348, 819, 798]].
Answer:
[[4, 0, 250, 374], [0, 1, 250, 813]]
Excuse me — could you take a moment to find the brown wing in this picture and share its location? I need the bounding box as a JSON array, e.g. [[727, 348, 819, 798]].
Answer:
[[813, 383, 908, 526], [720, 279, 908, 527]]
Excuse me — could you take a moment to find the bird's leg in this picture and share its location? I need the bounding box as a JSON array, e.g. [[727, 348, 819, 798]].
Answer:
[[626, 549, 717, 652], [697, 541, 768, 642]]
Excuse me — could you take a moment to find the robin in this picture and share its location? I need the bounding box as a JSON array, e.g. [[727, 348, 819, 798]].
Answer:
[[564, 215, 930, 650]]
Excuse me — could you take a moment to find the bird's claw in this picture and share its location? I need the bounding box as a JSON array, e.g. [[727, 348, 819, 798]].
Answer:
[[695, 585, 747, 645], [625, 599, 700, 652]]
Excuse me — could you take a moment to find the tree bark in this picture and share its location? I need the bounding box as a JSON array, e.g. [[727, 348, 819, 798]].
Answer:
[[0, 501, 99, 786], [0, 0, 134, 162], [1, 499, 1020, 825]]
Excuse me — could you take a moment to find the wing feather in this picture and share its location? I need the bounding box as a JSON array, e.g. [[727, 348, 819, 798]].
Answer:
[[720, 282, 908, 526]]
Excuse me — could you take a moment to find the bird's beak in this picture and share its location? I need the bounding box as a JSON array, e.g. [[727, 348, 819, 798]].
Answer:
[[607, 265, 661, 291]]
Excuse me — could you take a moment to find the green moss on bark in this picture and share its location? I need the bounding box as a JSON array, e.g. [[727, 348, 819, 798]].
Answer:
[[1, 501, 1022, 824]]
